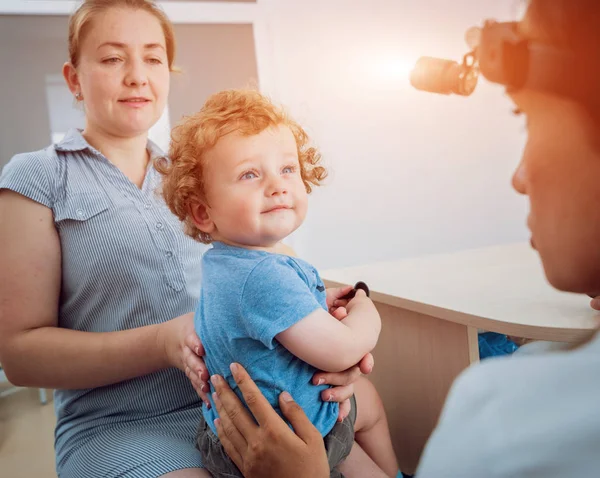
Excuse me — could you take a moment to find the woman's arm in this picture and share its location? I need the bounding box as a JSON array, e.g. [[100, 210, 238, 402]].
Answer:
[[212, 362, 330, 478], [0, 191, 209, 397]]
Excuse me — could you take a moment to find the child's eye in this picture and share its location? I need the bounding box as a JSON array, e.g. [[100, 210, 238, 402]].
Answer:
[[241, 171, 258, 180], [282, 165, 296, 174]]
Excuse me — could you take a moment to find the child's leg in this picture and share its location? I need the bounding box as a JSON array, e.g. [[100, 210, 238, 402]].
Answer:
[[337, 441, 389, 478], [353, 376, 399, 478]]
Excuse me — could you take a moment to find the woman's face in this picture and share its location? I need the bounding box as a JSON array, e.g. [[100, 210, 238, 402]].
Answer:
[[67, 7, 170, 138], [510, 14, 600, 295]]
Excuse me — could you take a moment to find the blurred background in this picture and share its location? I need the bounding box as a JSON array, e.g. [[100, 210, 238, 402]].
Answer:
[[0, 1, 528, 476], [0, 0, 530, 271]]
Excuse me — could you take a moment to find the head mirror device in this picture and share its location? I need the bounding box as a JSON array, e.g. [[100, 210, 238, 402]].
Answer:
[[410, 20, 600, 110]]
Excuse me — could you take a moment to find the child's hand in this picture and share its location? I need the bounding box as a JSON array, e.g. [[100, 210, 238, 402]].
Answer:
[[330, 306, 348, 320], [326, 285, 353, 312], [345, 288, 370, 313]]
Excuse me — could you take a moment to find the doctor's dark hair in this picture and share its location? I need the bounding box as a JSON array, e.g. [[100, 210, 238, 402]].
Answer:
[[526, 0, 600, 120]]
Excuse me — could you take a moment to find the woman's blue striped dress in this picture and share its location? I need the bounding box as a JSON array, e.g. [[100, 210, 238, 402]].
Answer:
[[0, 129, 209, 477]]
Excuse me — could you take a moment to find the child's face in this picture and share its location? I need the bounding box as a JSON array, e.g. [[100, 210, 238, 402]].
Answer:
[[197, 124, 308, 249]]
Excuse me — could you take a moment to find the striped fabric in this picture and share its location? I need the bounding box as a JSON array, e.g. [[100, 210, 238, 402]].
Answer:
[[0, 129, 210, 477]]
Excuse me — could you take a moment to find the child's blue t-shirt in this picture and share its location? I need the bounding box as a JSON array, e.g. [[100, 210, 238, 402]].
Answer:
[[197, 242, 338, 437]]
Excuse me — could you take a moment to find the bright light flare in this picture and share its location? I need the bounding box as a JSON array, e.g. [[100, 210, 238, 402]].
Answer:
[[364, 54, 421, 89]]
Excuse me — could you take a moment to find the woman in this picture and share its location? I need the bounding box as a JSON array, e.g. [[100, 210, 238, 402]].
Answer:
[[0, 1, 367, 476], [209, 1, 600, 477]]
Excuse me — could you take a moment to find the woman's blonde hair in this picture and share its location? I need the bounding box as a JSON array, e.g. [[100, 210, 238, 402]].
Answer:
[[68, 0, 177, 71], [156, 89, 327, 244]]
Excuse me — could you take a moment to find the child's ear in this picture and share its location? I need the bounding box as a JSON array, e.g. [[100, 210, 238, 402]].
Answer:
[[190, 201, 216, 235]]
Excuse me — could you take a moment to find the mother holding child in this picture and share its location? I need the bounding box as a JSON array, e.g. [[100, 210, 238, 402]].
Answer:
[[0, 1, 380, 477]]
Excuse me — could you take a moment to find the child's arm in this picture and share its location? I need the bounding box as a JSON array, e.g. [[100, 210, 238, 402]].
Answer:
[[276, 290, 381, 373]]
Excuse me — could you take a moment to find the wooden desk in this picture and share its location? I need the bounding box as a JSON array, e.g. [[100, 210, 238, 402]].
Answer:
[[322, 242, 599, 475]]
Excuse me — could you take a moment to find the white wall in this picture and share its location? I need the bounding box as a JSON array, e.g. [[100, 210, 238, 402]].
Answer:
[[261, 0, 530, 269], [2, 1, 529, 271]]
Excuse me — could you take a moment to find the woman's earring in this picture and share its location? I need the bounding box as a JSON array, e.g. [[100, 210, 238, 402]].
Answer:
[[75, 92, 82, 101]]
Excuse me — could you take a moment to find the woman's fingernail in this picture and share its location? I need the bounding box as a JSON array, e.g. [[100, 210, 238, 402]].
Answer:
[[316, 378, 324, 386], [281, 391, 294, 402], [327, 393, 334, 402], [211, 375, 220, 386], [195, 346, 200, 355], [212, 393, 221, 408], [201, 382, 208, 392], [230, 363, 239, 375]]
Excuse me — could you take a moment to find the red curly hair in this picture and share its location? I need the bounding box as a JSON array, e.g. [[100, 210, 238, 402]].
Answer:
[[156, 89, 327, 243]]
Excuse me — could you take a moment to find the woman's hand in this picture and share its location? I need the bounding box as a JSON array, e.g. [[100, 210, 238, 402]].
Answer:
[[318, 289, 376, 421], [322, 287, 375, 421], [158, 312, 211, 406], [212, 363, 330, 478], [312, 351, 375, 421]]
